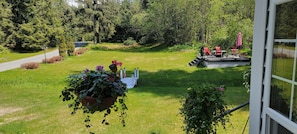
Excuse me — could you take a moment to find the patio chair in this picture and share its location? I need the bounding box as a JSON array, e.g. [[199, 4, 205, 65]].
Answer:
[[204, 47, 211, 56], [215, 46, 222, 57], [231, 48, 239, 56]]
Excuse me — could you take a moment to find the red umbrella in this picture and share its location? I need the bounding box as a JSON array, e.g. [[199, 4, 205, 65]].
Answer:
[[236, 32, 242, 49]]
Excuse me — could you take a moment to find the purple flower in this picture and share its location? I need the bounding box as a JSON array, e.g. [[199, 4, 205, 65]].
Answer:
[[96, 65, 104, 71]]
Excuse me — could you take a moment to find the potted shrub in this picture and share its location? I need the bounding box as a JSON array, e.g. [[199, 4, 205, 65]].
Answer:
[[60, 60, 128, 128], [180, 83, 229, 134]]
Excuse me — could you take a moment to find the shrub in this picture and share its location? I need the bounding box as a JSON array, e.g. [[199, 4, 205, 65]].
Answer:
[[59, 36, 68, 57], [138, 36, 148, 45], [123, 37, 137, 46], [42, 58, 55, 64], [180, 84, 229, 134], [74, 48, 88, 56], [21, 62, 40, 69], [51, 56, 62, 62], [42, 56, 63, 64], [67, 37, 75, 56], [243, 68, 251, 93], [0, 45, 10, 54]]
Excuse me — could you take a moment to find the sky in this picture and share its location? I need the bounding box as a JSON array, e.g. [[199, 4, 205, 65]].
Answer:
[[67, 0, 78, 7]]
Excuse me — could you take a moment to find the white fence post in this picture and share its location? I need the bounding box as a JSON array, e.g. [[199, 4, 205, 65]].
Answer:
[[123, 67, 126, 78], [137, 68, 139, 79], [120, 68, 123, 80]]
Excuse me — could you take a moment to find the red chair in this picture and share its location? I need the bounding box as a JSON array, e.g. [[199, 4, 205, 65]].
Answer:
[[215, 46, 222, 57], [204, 47, 211, 55], [231, 48, 239, 55]]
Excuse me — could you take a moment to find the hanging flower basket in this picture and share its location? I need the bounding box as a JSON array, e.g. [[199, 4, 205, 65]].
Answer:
[[79, 95, 117, 112], [180, 84, 229, 134], [60, 60, 128, 127]]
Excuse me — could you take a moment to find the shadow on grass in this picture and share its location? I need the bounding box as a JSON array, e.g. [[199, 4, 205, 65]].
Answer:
[[128, 67, 250, 107], [136, 67, 246, 87]]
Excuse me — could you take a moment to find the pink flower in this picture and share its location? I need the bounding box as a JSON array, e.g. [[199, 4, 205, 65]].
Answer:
[[111, 60, 123, 67], [216, 87, 224, 91], [96, 65, 104, 71]]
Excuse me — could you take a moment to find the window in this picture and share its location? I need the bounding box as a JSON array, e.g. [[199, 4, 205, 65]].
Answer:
[[271, 0, 297, 124], [250, 0, 297, 133], [266, 0, 297, 133]]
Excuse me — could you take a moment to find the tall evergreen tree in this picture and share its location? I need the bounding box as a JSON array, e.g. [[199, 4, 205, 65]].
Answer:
[[75, 0, 120, 44], [6, 0, 65, 51], [0, 0, 13, 46]]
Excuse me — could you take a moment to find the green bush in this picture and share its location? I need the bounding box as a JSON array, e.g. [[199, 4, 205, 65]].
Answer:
[[123, 37, 137, 46], [59, 36, 67, 57], [67, 37, 75, 56], [0, 45, 10, 54]]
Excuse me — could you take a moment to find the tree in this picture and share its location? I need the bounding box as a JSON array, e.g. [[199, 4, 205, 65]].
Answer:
[[75, 0, 121, 44], [138, 0, 255, 48], [111, 0, 145, 42], [0, 0, 13, 46], [6, 0, 65, 51], [1, 0, 256, 51], [142, 0, 201, 46]]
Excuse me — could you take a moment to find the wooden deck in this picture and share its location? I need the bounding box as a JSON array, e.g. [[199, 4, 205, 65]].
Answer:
[[203, 55, 251, 68]]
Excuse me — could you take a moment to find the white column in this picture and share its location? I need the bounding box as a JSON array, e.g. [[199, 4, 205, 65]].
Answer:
[[137, 68, 139, 79], [120, 68, 123, 80], [249, 0, 268, 134], [123, 67, 126, 78]]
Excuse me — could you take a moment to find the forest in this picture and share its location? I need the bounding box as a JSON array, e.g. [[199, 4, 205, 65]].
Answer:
[[0, 0, 255, 52]]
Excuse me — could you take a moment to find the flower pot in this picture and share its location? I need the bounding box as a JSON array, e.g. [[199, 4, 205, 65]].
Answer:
[[80, 96, 117, 111]]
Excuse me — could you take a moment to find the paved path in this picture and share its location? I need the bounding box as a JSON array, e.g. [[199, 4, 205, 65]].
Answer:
[[274, 48, 295, 57], [0, 50, 59, 72]]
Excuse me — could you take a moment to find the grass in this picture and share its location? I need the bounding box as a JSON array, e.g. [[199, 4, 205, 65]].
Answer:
[[0, 44, 250, 133], [0, 48, 57, 63]]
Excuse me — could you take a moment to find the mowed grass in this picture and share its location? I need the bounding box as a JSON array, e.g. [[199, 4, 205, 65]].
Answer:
[[0, 45, 250, 134], [0, 48, 57, 63]]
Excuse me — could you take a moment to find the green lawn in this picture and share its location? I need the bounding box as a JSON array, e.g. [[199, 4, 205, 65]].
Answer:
[[0, 45, 250, 134], [0, 48, 57, 63]]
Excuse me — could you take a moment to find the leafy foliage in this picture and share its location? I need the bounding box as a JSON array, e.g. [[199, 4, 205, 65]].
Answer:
[[0, 0, 13, 45], [4, 0, 65, 51], [123, 37, 137, 46], [242, 68, 251, 93], [58, 36, 67, 57], [66, 36, 75, 56], [180, 84, 229, 134], [0, 46, 10, 54], [60, 61, 128, 128], [0, 0, 255, 52]]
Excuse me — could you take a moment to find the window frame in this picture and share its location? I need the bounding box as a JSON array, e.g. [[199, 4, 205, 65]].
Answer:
[[262, 0, 297, 133]]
